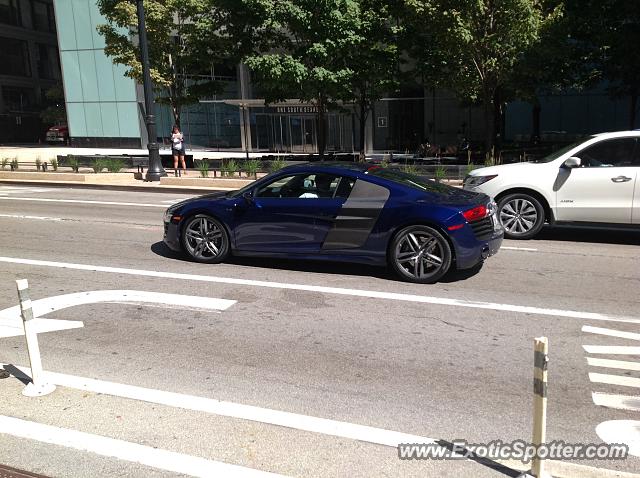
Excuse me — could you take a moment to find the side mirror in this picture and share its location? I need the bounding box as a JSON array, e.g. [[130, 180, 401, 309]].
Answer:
[[563, 157, 581, 168], [242, 191, 254, 203]]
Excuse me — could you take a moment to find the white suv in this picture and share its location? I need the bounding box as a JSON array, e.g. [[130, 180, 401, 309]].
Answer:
[[463, 131, 640, 239]]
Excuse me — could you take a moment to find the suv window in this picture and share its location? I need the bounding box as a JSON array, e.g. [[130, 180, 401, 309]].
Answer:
[[577, 138, 637, 167], [256, 173, 354, 199]]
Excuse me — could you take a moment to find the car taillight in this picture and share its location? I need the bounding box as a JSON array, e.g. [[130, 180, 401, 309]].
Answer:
[[462, 205, 488, 222]]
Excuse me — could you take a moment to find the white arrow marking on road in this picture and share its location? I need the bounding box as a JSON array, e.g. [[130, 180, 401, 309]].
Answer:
[[596, 420, 640, 458], [589, 373, 640, 388], [0, 416, 285, 478], [0, 290, 235, 338], [586, 357, 640, 371], [583, 345, 640, 355], [0, 256, 639, 323], [583, 325, 640, 341], [592, 393, 640, 412]]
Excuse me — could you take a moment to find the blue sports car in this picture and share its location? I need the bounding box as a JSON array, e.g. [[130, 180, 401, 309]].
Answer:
[[163, 163, 503, 283]]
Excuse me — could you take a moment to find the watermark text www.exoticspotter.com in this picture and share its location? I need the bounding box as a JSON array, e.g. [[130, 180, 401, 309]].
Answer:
[[398, 440, 628, 464]]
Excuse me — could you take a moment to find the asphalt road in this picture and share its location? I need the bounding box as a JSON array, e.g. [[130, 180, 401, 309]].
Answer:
[[0, 184, 638, 478]]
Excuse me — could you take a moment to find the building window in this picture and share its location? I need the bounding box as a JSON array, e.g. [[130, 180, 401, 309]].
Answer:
[[36, 43, 60, 80], [0, 0, 22, 27], [0, 37, 31, 77], [31, 0, 55, 32], [2, 86, 36, 112]]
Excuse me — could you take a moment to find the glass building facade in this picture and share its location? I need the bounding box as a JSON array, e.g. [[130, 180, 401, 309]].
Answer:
[[53, 0, 142, 148]]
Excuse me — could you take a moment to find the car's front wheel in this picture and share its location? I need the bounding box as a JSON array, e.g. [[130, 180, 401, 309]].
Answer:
[[389, 225, 452, 283], [181, 214, 230, 263], [497, 193, 545, 239]]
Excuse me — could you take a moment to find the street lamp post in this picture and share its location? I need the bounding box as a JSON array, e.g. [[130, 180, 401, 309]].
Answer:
[[136, 0, 166, 181]]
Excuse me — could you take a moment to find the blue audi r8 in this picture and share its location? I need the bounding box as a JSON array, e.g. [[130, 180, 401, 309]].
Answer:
[[163, 163, 503, 283]]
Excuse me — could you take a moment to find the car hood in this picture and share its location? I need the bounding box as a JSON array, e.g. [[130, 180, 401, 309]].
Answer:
[[469, 161, 543, 177], [167, 190, 232, 211]]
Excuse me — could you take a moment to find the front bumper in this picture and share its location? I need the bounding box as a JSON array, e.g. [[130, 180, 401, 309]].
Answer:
[[163, 221, 181, 252]]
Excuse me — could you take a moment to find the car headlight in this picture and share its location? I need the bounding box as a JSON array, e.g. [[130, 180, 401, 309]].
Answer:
[[464, 174, 498, 188], [163, 208, 174, 222]]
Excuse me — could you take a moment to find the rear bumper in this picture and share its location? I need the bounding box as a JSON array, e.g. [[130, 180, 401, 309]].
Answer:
[[455, 228, 504, 270]]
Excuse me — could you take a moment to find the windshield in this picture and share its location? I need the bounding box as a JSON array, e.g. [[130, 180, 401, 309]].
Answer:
[[365, 168, 453, 194], [531, 137, 594, 163]]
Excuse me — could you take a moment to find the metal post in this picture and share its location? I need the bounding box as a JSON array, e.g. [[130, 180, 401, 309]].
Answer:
[[16, 279, 56, 397], [532, 337, 550, 478], [136, 0, 166, 182]]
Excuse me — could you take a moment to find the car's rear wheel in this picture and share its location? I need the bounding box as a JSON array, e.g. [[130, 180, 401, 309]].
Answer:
[[390, 225, 452, 283], [181, 214, 230, 263], [497, 193, 545, 239]]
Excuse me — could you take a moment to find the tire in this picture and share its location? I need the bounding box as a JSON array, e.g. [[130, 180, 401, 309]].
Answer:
[[180, 214, 230, 264], [389, 225, 452, 284], [497, 193, 545, 239]]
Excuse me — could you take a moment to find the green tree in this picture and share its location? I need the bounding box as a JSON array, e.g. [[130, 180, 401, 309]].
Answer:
[[339, 0, 402, 156], [226, 0, 362, 157], [96, 0, 229, 127], [566, 0, 640, 129], [405, 0, 555, 152], [40, 83, 67, 126]]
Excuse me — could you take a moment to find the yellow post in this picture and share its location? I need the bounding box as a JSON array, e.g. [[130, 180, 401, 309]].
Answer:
[[532, 337, 549, 478]]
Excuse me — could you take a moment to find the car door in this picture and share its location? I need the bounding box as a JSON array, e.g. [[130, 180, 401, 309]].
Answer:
[[233, 172, 354, 252], [555, 137, 637, 223]]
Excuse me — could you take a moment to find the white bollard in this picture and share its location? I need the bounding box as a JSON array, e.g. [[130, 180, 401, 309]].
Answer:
[[531, 337, 550, 478], [16, 279, 56, 397]]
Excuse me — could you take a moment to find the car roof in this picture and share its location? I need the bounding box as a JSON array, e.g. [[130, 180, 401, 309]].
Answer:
[[279, 162, 376, 174], [592, 130, 640, 138]]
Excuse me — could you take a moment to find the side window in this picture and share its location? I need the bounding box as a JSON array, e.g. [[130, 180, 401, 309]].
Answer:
[[256, 173, 351, 199], [577, 139, 636, 167]]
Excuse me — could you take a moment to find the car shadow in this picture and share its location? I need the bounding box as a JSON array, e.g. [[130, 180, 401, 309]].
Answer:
[[535, 226, 640, 246]]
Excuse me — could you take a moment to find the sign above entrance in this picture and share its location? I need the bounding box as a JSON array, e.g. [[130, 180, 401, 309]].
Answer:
[[274, 105, 319, 114]]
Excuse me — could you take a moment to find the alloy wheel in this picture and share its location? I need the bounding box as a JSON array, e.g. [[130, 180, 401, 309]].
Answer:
[[183, 215, 227, 261], [393, 228, 448, 282], [500, 198, 538, 235]]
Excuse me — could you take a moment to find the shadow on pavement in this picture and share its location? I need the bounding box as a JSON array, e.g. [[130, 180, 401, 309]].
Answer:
[[150, 241, 485, 283], [535, 225, 640, 246]]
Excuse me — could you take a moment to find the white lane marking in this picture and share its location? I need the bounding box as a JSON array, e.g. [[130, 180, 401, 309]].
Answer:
[[592, 393, 640, 412], [583, 345, 640, 355], [0, 213, 63, 221], [586, 357, 640, 371], [3, 363, 438, 450], [0, 416, 284, 478], [589, 373, 640, 388], [0, 197, 166, 208], [500, 246, 538, 252], [0, 256, 638, 324], [596, 420, 640, 458], [583, 325, 640, 341], [0, 290, 234, 338]]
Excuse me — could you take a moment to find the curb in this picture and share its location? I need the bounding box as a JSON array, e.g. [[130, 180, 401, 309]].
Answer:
[[0, 179, 230, 195]]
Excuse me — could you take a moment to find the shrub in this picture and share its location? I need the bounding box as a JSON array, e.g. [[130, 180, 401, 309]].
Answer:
[[221, 158, 238, 177], [1, 158, 8, 170], [402, 162, 419, 175], [242, 159, 261, 179], [35, 156, 42, 171], [106, 158, 124, 173], [10, 158, 18, 170], [92, 158, 106, 173], [195, 159, 210, 178], [66, 155, 80, 173], [50, 157, 58, 171], [435, 165, 447, 182], [465, 162, 477, 176], [268, 157, 287, 173]]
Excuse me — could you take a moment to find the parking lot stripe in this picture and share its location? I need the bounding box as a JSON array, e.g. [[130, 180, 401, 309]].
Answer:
[[589, 373, 640, 388], [583, 345, 640, 355], [0, 197, 166, 208], [0, 415, 285, 478], [582, 326, 640, 341], [592, 393, 640, 412], [586, 357, 640, 371], [0, 255, 638, 323], [500, 246, 538, 252], [2, 363, 438, 450]]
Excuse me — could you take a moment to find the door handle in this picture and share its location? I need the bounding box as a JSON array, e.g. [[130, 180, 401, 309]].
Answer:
[[611, 176, 632, 183]]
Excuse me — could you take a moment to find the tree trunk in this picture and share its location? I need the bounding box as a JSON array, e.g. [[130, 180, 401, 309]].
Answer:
[[493, 88, 503, 151], [358, 99, 368, 156], [483, 87, 495, 158], [317, 97, 326, 158], [630, 87, 638, 130], [532, 100, 541, 142]]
